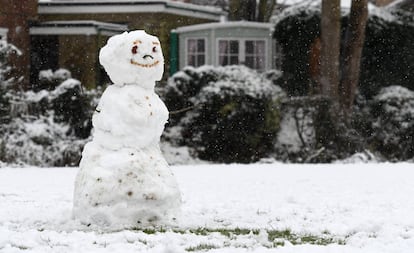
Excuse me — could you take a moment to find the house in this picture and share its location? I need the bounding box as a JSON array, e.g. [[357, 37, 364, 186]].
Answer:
[[30, 20, 127, 89], [170, 21, 276, 75], [0, 0, 225, 89]]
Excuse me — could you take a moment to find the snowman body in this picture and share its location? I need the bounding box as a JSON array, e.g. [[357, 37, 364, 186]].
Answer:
[[73, 31, 181, 227]]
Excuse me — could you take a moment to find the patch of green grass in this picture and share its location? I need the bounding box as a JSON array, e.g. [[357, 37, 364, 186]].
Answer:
[[188, 227, 260, 238], [129, 227, 346, 247], [267, 229, 293, 242], [130, 227, 166, 234], [267, 229, 346, 246], [185, 244, 219, 252]]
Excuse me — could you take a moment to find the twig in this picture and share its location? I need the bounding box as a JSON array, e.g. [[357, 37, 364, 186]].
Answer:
[[169, 104, 201, 115]]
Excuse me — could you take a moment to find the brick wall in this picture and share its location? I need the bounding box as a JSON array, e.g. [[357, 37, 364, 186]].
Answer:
[[0, 0, 38, 89]]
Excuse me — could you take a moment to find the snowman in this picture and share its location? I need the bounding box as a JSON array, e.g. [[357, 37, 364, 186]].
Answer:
[[73, 30, 181, 228]]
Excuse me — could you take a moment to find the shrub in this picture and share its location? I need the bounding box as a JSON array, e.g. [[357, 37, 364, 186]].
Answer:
[[0, 40, 19, 124], [275, 96, 365, 163], [163, 66, 221, 125], [164, 65, 285, 163], [368, 86, 414, 160], [0, 69, 102, 166]]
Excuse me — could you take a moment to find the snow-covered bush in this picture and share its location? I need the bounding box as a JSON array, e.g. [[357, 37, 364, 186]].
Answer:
[[0, 40, 19, 123], [0, 39, 19, 86], [0, 69, 102, 166], [273, 5, 321, 96], [37, 68, 72, 91], [163, 66, 220, 125], [164, 65, 285, 163], [274, 96, 365, 163], [368, 86, 414, 160], [0, 40, 19, 161]]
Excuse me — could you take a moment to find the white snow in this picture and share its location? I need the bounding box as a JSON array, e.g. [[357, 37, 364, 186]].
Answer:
[[1, 163, 414, 252]]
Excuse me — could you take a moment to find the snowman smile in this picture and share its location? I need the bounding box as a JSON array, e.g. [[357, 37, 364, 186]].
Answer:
[[130, 59, 160, 68]]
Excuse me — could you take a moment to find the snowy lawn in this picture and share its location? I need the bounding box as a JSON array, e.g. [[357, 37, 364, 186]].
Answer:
[[1, 163, 414, 252]]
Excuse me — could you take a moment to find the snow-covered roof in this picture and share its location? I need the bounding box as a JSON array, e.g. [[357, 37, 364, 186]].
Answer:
[[278, 0, 352, 8], [387, 0, 414, 11], [173, 21, 274, 34], [30, 20, 128, 36], [38, 0, 226, 21]]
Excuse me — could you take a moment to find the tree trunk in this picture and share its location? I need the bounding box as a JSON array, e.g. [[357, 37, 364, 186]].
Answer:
[[315, 0, 341, 153], [243, 0, 257, 21], [229, 0, 241, 21], [229, 0, 259, 21], [258, 0, 276, 22], [319, 0, 341, 99], [340, 0, 368, 114]]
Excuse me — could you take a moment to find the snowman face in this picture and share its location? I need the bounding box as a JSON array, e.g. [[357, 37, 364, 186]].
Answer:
[[130, 39, 161, 68], [99, 30, 164, 88]]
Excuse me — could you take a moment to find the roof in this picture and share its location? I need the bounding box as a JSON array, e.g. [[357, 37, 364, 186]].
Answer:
[[38, 0, 226, 21], [173, 21, 274, 34], [29, 20, 128, 36], [388, 0, 414, 11]]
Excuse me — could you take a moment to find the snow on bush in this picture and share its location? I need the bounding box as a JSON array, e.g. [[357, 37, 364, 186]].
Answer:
[[369, 85, 414, 160], [335, 150, 382, 164], [0, 40, 20, 86], [164, 65, 285, 163], [0, 69, 102, 167], [0, 40, 20, 124]]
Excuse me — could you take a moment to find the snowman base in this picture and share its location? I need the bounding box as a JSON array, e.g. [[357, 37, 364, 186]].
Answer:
[[73, 142, 181, 228]]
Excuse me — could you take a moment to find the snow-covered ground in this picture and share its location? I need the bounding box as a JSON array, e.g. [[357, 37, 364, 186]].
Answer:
[[1, 163, 414, 252]]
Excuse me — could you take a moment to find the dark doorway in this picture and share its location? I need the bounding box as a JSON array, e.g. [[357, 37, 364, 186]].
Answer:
[[30, 35, 59, 90]]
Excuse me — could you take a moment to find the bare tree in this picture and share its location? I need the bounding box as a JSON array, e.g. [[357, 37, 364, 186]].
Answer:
[[229, 0, 276, 22], [314, 0, 369, 155], [340, 0, 369, 114]]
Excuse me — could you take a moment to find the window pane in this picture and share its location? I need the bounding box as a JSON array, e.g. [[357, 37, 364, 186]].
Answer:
[[188, 55, 196, 66], [197, 39, 205, 52], [219, 55, 228, 66], [219, 40, 228, 54], [188, 39, 197, 53], [197, 54, 205, 66], [245, 56, 254, 68], [256, 41, 265, 55], [230, 40, 239, 54], [230, 56, 239, 65], [256, 56, 265, 70], [245, 41, 254, 54]]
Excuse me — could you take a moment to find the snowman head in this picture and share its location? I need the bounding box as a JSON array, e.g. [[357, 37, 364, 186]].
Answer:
[[99, 30, 164, 89]]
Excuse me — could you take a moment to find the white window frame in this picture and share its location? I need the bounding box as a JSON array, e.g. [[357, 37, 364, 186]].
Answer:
[[244, 39, 267, 71], [185, 37, 207, 67], [0, 28, 8, 41], [217, 39, 241, 66], [216, 37, 268, 71]]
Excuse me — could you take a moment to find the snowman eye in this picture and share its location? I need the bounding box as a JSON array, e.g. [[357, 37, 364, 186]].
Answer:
[[152, 46, 157, 53], [132, 45, 138, 54]]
